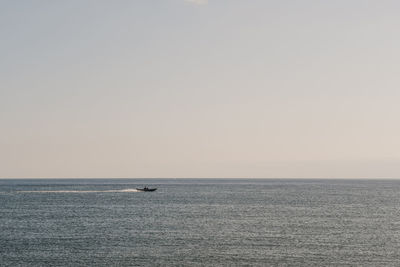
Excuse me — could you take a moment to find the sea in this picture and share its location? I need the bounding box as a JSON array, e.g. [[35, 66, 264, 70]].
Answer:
[[1, 179, 400, 266]]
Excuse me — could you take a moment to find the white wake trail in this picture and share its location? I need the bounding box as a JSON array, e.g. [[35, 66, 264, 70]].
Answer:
[[18, 188, 139, 193]]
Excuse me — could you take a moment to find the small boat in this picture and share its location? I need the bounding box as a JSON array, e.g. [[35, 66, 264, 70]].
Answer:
[[136, 186, 157, 192]]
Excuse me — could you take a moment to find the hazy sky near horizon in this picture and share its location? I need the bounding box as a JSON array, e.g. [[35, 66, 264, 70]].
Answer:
[[1, 0, 400, 178]]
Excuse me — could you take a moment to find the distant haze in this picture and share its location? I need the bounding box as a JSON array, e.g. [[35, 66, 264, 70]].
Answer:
[[1, 1, 400, 178]]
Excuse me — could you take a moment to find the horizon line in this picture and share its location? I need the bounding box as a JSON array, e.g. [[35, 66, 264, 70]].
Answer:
[[1, 177, 400, 180]]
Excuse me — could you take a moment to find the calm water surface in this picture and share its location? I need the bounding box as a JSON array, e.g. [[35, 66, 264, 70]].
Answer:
[[1, 179, 400, 266]]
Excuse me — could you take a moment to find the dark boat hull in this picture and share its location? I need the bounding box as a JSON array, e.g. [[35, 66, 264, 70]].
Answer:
[[136, 188, 157, 192]]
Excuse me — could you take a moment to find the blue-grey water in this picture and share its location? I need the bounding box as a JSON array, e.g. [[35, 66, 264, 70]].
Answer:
[[1, 179, 400, 266]]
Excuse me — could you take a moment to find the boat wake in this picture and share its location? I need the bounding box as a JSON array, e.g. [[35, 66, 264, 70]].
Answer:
[[18, 188, 139, 193]]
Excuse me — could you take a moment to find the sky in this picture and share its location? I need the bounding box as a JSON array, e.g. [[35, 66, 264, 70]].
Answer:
[[1, 0, 400, 178]]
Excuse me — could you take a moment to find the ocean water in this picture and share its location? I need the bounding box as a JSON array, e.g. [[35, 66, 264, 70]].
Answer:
[[1, 179, 400, 266]]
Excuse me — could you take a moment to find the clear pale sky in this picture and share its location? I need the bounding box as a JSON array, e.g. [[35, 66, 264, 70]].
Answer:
[[1, 0, 400, 178]]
